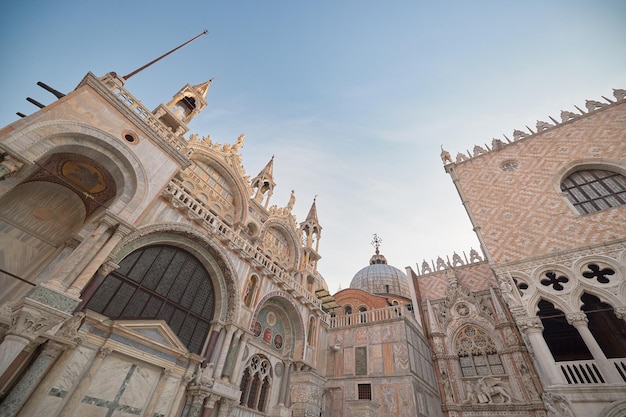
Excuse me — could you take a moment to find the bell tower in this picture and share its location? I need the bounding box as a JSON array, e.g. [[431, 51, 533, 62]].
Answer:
[[250, 156, 276, 209], [153, 79, 213, 135]]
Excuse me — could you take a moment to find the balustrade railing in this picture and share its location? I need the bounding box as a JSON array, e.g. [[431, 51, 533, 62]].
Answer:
[[163, 180, 322, 309], [328, 305, 413, 328], [610, 358, 626, 383], [102, 77, 191, 157], [231, 406, 266, 417], [558, 359, 605, 384]]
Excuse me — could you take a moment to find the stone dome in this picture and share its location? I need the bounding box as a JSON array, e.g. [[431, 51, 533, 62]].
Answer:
[[349, 251, 412, 299]]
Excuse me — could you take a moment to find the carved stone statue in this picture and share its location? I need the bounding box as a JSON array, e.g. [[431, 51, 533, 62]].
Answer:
[[463, 380, 477, 404], [441, 147, 453, 164], [476, 376, 513, 404], [287, 190, 296, 210]]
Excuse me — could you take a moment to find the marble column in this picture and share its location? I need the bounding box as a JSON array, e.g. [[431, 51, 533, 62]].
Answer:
[[229, 334, 249, 385], [208, 325, 226, 367], [277, 359, 292, 406], [213, 326, 236, 379], [517, 317, 565, 386], [202, 326, 222, 365], [67, 223, 133, 298], [48, 217, 114, 290], [216, 399, 234, 417], [0, 341, 64, 417], [222, 329, 242, 381], [201, 394, 220, 417], [566, 312, 621, 383]]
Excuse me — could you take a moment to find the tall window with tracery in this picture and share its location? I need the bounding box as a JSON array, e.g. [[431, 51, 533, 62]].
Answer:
[[560, 168, 626, 215], [239, 355, 272, 412], [455, 326, 505, 377]]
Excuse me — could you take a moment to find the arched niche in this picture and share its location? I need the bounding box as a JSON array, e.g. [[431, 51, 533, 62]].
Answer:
[[250, 294, 305, 361], [259, 221, 300, 270], [0, 152, 117, 303], [185, 153, 249, 225]]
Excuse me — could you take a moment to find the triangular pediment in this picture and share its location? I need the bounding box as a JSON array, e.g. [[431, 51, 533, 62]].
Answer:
[[114, 319, 188, 352]]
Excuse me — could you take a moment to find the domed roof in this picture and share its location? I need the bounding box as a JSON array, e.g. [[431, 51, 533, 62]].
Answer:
[[349, 237, 412, 299]]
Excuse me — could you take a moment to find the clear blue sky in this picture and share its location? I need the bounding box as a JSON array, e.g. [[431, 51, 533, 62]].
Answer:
[[1, 1, 625, 292]]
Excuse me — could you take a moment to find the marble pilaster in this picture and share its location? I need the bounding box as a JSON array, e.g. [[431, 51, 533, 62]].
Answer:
[[213, 326, 235, 379]]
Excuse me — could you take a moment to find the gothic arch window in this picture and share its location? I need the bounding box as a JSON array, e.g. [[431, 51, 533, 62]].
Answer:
[[239, 355, 272, 412], [537, 299, 591, 362], [581, 293, 626, 359], [84, 245, 215, 354], [455, 326, 504, 377], [244, 275, 258, 307], [560, 168, 626, 215]]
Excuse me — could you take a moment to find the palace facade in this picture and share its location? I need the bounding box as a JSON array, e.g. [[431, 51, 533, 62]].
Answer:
[[0, 70, 624, 417]]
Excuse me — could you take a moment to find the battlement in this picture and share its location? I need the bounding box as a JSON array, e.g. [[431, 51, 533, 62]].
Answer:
[[440, 88, 626, 165], [415, 248, 485, 276]]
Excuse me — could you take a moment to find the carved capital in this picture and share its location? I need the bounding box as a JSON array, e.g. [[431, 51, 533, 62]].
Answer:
[[614, 307, 626, 320], [517, 317, 543, 334], [97, 346, 113, 358], [8, 301, 67, 344], [0, 154, 25, 180], [566, 312, 588, 327]]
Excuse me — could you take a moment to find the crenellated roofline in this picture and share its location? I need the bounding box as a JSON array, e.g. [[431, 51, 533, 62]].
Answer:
[[440, 88, 626, 167]]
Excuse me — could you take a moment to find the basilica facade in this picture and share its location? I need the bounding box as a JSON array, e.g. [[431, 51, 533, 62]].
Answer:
[[0, 69, 623, 417]]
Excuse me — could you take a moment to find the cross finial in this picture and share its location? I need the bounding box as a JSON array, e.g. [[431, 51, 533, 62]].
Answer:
[[371, 233, 382, 255]]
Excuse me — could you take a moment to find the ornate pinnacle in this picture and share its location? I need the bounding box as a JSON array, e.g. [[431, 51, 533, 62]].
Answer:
[[371, 233, 382, 255]]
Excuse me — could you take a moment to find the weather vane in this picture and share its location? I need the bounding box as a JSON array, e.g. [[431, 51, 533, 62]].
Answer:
[[371, 233, 382, 255]]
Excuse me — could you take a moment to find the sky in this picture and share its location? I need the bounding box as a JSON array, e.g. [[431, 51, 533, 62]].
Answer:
[[1, 1, 625, 293]]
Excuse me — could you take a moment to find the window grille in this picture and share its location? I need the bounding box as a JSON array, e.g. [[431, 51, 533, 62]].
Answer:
[[561, 169, 626, 214]]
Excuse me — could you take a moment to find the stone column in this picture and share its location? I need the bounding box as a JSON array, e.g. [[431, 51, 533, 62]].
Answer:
[[215, 398, 234, 417], [201, 394, 220, 417], [213, 326, 236, 379], [208, 325, 226, 366], [229, 333, 249, 384], [277, 359, 292, 405], [187, 388, 211, 417], [517, 317, 565, 386], [58, 347, 112, 417], [0, 341, 64, 417], [203, 325, 222, 364], [221, 329, 242, 381], [67, 223, 133, 298], [566, 312, 622, 383], [0, 299, 71, 379], [47, 217, 113, 290]]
